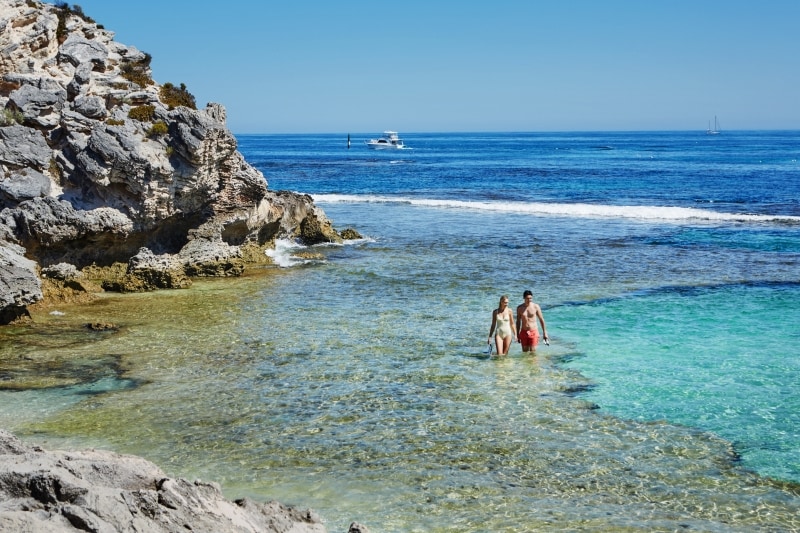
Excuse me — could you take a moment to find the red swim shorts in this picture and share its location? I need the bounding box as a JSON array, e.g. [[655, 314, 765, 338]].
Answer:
[[518, 329, 539, 348]]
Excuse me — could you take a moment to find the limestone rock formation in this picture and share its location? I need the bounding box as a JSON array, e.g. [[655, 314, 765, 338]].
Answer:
[[0, 429, 329, 533], [0, 0, 343, 323], [0, 240, 41, 322]]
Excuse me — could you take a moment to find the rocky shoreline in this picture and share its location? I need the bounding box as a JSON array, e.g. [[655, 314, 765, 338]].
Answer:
[[1, 1, 366, 530], [0, 429, 369, 533], [0, 0, 350, 324]]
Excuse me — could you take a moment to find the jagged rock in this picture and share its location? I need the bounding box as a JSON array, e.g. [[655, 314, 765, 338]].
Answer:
[[0, 0, 344, 324], [0, 429, 328, 533], [57, 32, 108, 68], [0, 124, 53, 169], [266, 191, 343, 245], [299, 206, 343, 245], [178, 237, 245, 277], [0, 243, 41, 323], [71, 94, 107, 119], [126, 247, 190, 287], [339, 228, 363, 240], [40, 262, 79, 280], [71, 61, 93, 86], [8, 80, 67, 128], [35, 261, 101, 305], [0, 168, 51, 208], [2, 196, 136, 265], [100, 247, 190, 292]]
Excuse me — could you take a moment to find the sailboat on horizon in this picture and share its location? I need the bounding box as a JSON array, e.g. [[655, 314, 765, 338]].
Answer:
[[706, 116, 721, 135]]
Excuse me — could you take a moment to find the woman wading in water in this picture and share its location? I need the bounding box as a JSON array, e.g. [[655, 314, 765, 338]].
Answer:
[[488, 295, 517, 356]]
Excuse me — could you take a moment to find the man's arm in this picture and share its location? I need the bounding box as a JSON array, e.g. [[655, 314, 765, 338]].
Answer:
[[536, 305, 548, 339]]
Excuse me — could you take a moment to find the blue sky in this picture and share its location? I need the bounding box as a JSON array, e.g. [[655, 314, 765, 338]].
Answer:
[[70, 1, 798, 133]]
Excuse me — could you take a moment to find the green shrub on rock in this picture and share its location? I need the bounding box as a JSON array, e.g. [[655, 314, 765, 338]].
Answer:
[[54, 2, 96, 44], [120, 53, 153, 87], [148, 121, 168, 137], [0, 108, 24, 126], [160, 82, 196, 110], [48, 158, 62, 183], [128, 104, 155, 122]]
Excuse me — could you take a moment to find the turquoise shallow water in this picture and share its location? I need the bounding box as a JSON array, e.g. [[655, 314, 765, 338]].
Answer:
[[557, 283, 800, 483], [2, 132, 800, 531]]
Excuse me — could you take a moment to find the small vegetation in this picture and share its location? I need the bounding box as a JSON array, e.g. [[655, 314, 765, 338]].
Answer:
[[127, 104, 155, 122], [48, 158, 63, 184], [106, 118, 125, 126], [54, 3, 96, 44], [57, 3, 95, 23], [0, 108, 24, 126], [160, 82, 196, 110], [147, 121, 168, 137], [120, 53, 154, 88]]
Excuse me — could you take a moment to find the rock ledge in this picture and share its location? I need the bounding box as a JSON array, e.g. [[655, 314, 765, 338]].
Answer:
[[0, 429, 369, 533]]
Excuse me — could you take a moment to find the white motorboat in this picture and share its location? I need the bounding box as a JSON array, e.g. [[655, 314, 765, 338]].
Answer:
[[365, 131, 407, 150]]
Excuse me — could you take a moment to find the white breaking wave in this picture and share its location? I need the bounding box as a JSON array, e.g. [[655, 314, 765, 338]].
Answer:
[[343, 236, 377, 245], [265, 238, 318, 268], [312, 194, 800, 224], [265, 236, 375, 268]]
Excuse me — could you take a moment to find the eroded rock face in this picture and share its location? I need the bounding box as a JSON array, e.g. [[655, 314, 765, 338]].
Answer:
[[0, 0, 343, 323], [0, 429, 328, 533], [0, 243, 41, 323]]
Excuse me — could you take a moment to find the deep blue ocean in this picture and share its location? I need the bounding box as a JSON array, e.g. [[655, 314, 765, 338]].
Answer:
[[3, 131, 799, 531]]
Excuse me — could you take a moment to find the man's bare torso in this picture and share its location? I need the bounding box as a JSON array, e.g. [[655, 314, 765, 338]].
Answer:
[[517, 303, 540, 331]]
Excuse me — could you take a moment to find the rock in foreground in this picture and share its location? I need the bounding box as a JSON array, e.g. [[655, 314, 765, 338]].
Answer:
[[0, 429, 349, 532]]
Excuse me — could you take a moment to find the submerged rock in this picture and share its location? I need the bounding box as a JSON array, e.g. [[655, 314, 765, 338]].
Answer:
[[339, 228, 363, 240], [84, 321, 118, 331], [0, 0, 345, 324]]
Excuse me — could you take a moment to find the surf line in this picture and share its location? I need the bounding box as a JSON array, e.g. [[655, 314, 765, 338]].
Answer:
[[311, 194, 800, 224]]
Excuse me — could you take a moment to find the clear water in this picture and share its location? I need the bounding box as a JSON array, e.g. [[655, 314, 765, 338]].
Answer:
[[1, 131, 799, 532]]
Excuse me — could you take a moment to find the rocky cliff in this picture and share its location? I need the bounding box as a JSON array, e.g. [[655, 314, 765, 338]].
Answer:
[[0, 0, 343, 324]]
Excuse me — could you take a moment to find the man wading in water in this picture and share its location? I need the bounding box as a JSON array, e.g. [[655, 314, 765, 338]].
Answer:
[[516, 290, 549, 352]]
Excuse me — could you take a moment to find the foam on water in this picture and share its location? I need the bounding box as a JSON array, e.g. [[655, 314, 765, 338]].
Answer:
[[264, 238, 326, 267], [312, 194, 800, 223]]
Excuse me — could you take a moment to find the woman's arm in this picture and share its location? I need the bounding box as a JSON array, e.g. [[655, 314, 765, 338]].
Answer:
[[510, 309, 518, 340], [488, 309, 497, 341]]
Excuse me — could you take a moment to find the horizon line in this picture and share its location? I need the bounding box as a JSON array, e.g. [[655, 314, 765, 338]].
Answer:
[[233, 128, 800, 136]]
